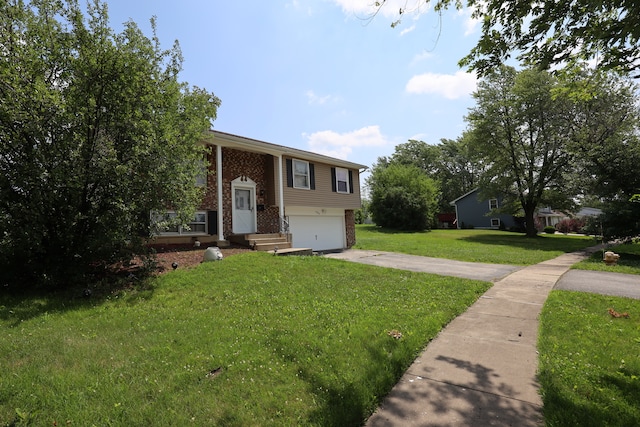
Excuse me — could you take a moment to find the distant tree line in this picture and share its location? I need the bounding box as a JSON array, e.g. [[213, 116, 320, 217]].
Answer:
[[366, 66, 640, 238]]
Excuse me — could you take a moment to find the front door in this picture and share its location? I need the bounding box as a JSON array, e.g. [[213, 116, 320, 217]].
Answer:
[[232, 185, 256, 234]]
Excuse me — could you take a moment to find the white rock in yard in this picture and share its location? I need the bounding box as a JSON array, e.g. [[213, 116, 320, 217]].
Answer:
[[203, 246, 224, 262]]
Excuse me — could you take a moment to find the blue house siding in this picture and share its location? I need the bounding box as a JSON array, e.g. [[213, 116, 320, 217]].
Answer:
[[451, 189, 516, 230]]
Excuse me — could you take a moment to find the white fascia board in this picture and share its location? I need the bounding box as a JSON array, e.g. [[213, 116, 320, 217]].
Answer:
[[207, 130, 368, 171]]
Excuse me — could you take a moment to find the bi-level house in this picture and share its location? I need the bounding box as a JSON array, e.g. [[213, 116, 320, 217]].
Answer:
[[151, 130, 367, 252]]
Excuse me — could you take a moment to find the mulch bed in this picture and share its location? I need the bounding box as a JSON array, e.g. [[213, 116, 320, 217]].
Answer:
[[152, 244, 251, 274]]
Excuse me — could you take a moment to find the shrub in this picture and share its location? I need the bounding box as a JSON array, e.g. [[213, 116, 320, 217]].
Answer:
[[555, 218, 586, 234], [544, 226, 556, 234]]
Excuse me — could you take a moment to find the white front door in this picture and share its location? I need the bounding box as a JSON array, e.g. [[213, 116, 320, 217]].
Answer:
[[232, 183, 256, 234]]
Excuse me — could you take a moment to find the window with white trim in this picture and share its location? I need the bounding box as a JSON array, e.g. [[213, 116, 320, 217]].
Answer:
[[293, 159, 310, 189], [152, 211, 207, 235], [335, 167, 349, 193], [489, 198, 498, 210], [491, 218, 500, 227]]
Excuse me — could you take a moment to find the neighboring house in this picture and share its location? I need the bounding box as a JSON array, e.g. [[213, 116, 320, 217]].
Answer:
[[536, 207, 568, 228], [151, 130, 367, 252], [576, 207, 603, 218], [450, 188, 517, 230]]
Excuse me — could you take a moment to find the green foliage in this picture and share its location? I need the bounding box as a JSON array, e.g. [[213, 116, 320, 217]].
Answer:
[[354, 198, 371, 224], [0, 253, 490, 425], [367, 163, 439, 230], [377, 1, 640, 77], [539, 291, 640, 425], [467, 66, 574, 237], [0, 0, 220, 289], [544, 226, 556, 234], [354, 225, 593, 265], [379, 137, 482, 213]]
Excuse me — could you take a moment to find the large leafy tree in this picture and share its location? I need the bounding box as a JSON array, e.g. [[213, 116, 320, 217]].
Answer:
[[0, 0, 220, 289], [375, 0, 640, 77], [367, 163, 439, 230], [466, 66, 574, 237], [379, 138, 481, 213]]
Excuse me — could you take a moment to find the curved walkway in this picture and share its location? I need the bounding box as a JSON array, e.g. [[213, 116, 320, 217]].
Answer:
[[325, 247, 639, 426]]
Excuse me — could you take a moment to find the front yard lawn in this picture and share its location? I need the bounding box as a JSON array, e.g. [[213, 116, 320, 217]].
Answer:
[[354, 225, 594, 265], [0, 252, 490, 426], [539, 291, 640, 426], [573, 241, 640, 275]]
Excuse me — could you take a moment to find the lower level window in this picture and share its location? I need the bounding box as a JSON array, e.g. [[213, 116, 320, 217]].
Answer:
[[491, 218, 500, 227], [153, 211, 207, 235]]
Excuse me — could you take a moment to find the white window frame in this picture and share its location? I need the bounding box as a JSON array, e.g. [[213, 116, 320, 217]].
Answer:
[[335, 167, 349, 194], [152, 210, 207, 235], [293, 159, 310, 190], [491, 218, 500, 228], [489, 198, 498, 210]]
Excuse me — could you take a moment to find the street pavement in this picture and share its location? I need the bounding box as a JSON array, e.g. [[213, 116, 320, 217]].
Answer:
[[323, 248, 640, 426], [556, 269, 640, 299]]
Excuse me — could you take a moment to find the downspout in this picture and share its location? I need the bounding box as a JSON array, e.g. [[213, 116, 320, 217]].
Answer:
[[217, 144, 225, 243], [277, 154, 285, 220]]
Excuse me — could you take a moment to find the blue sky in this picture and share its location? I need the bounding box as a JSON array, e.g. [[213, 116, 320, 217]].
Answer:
[[104, 0, 481, 172]]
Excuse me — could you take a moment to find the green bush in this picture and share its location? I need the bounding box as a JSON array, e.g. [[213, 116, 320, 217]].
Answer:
[[368, 164, 439, 231], [544, 226, 557, 234]]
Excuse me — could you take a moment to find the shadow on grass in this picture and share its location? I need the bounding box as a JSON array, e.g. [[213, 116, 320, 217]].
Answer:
[[458, 232, 595, 253], [541, 368, 640, 426], [0, 274, 156, 327]]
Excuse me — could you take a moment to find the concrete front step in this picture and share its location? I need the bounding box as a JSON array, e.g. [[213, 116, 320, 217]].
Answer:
[[269, 247, 313, 256], [254, 241, 292, 252]]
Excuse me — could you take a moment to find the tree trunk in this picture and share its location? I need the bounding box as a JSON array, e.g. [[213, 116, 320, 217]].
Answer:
[[524, 205, 537, 238]]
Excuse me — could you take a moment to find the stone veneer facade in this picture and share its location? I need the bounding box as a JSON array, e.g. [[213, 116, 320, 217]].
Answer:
[[345, 209, 356, 248]]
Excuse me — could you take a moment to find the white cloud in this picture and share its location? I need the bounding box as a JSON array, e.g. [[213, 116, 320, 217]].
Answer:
[[331, 0, 427, 20], [457, 7, 480, 36], [303, 126, 389, 160], [410, 51, 434, 66], [305, 90, 338, 106], [400, 24, 416, 36], [406, 70, 477, 99]]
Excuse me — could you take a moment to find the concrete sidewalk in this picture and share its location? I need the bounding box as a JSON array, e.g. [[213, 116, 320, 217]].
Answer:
[[361, 250, 594, 427]]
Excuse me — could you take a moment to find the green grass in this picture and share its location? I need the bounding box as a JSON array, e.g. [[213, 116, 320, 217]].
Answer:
[[538, 291, 640, 426], [0, 253, 490, 426], [354, 225, 595, 265], [573, 241, 640, 275]]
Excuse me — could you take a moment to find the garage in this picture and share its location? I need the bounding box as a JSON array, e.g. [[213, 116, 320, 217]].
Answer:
[[287, 210, 345, 251]]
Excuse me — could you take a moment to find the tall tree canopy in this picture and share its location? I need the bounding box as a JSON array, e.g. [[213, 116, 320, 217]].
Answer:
[[375, 0, 640, 77], [466, 65, 639, 237], [367, 163, 439, 230], [0, 0, 220, 289], [466, 66, 575, 237], [376, 137, 481, 213]]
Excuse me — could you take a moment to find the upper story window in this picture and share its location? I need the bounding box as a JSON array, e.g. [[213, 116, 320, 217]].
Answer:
[[489, 198, 498, 210], [293, 159, 310, 189], [335, 167, 349, 193]]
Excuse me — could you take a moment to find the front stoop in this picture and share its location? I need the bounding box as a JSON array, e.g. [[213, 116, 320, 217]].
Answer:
[[228, 233, 293, 252], [269, 247, 313, 256]]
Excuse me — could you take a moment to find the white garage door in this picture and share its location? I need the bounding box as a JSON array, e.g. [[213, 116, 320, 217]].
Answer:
[[288, 215, 345, 251]]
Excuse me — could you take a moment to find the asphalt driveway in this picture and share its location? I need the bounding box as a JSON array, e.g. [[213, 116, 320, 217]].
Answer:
[[555, 269, 640, 299], [323, 249, 521, 282]]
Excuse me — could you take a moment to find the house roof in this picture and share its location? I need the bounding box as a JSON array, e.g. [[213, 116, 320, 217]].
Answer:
[[449, 188, 479, 205], [207, 130, 368, 171]]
